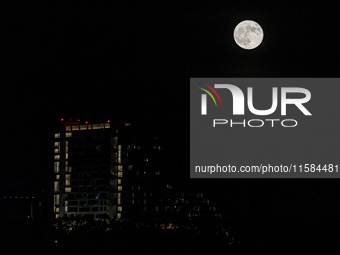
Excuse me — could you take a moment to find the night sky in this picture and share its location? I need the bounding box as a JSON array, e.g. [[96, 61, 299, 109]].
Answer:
[[1, 0, 340, 248]]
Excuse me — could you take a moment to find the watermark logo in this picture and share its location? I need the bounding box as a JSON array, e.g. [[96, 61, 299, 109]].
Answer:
[[197, 82, 312, 128], [197, 82, 222, 115], [199, 84, 312, 116]]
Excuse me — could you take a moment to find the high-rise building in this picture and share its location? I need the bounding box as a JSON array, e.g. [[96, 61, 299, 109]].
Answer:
[[53, 119, 222, 226], [53, 120, 163, 220]]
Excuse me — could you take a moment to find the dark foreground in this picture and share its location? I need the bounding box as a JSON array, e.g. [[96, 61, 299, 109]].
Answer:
[[1, 216, 340, 255], [0, 218, 239, 255]]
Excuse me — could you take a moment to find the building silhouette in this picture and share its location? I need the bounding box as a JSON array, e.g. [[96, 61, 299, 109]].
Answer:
[[53, 120, 222, 225]]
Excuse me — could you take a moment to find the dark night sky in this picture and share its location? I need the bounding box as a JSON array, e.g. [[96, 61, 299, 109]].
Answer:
[[1, 0, 340, 236]]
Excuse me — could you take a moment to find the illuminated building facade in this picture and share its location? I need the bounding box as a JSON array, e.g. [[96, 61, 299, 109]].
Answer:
[[53, 120, 164, 220], [53, 120, 222, 224]]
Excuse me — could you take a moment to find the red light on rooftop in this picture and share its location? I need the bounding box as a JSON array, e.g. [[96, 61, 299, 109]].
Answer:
[[61, 118, 64, 121], [85, 121, 88, 124], [107, 120, 110, 123]]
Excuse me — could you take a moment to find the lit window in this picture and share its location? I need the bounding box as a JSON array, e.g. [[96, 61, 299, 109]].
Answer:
[[118, 145, 122, 164], [54, 194, 59, 206], [80, 125, 87, 130], [65, 132, 72, 138], [118, 198, 121, 205], [54, 182, 59, 192], [118, 165, 123, 171], [66, 126, 71, 131], [92, 123, 104, 129], [128, 165, 133, 170], [118, 179, 121, 185], [54, 142, 60, 148], [118, 186, 122, 191], [56, 175, 60, 180], [65, 187, 71, 193], [54, 161, 60, 173], [72, 125, 79, 131], [56, 214, 59, 218], [66, 162, 70, 172], [118, 172, 123, 178], [65, 206, 68, 213], [65, 174, 70, 186], [118, 206, 122, 212], [54, 148, 59, 154], [117, 213, 121, 219], [144, 199, 147, 204], [113, 137, 118, 148], [105, 123, 110, 129], [65, 153, 68, 159], [55, 207, 59, 213], [54, 133, 60, 139], [54, 155, 60, 160]]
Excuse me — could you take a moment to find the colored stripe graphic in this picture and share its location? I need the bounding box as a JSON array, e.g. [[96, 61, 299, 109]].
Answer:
[[198, 88, 217, 106], [202, 83, 222, 106]]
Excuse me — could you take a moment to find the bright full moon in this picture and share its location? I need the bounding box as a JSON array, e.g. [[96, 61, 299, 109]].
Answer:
[[233, 20, 264, 50]]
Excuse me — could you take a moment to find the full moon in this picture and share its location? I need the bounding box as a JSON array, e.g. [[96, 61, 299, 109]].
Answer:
[[233, 20, 264, 50]]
